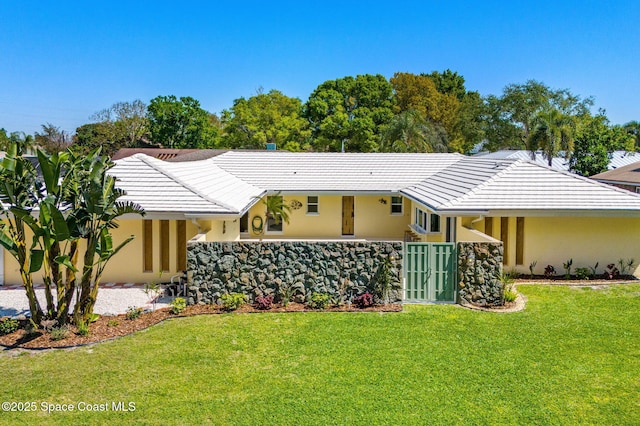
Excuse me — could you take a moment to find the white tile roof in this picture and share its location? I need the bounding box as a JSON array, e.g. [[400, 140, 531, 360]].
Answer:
[[110, 154, 265, 215], [210, 151, 461, 192], [109, 151, 640, 217], [474, 150, 640, 172]]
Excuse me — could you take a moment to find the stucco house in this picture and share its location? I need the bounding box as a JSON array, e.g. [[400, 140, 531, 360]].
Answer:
[[3, 151, 640, 287]]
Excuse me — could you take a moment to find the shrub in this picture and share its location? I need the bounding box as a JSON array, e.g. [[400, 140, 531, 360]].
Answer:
[[221, 293, 247, 311], [618, 258, 635, 276], [563, 258, 573, 279], [307, 292, 330, 310], [0, 317, 19, 335], [605, 264, 620, 280], [50, 325, 69, 341], [372, 257, 401, 304], [76, 320, 89, 337], [255, 295, 274, 310], [354, 293, 374, 308], [107, 319, 120, 327], [575, 267, 591, 280], [170, 297, 187, 314], [529, 260, 537, 279], [544, 265, 556, 278], [590, 262, 599, 278], [503, 286, 518, 303], [125, 306, 143, 320]]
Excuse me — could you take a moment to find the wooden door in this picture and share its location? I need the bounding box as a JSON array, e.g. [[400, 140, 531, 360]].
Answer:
[[342, 196, 354, 236]]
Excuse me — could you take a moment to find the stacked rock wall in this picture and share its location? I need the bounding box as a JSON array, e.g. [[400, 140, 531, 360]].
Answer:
[[457, 242, 504, 306], [187, 241, 403, 305]]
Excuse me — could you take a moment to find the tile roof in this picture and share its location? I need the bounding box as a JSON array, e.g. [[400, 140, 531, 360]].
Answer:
[[211, 151, 462, 192], [109, 151, 640, 217], [110, 154, 265, 215], [473, 150, 640, 172]]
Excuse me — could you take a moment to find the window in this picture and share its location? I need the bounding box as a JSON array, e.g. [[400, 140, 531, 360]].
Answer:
[[307, 196, 319, 214], [414, 207, 440, 233], [391, 196, 403, 214], [240, 212, 249, 234], [266, 196, 284, 233]]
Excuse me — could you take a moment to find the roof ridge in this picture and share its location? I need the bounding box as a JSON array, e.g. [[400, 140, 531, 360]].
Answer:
[[135, 154, 239, 212], [437, 159, 522, 210]]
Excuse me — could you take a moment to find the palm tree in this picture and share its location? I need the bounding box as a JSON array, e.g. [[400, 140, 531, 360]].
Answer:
[[380, 110, 447, 153], [263, 192, 291, 225], [528, 108, 575, 166]]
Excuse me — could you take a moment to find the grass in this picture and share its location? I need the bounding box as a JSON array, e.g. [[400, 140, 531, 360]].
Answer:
[[1, 284, 639, 425]]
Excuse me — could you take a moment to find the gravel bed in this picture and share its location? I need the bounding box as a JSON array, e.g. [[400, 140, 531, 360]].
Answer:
[[0, 287, 172, 318]]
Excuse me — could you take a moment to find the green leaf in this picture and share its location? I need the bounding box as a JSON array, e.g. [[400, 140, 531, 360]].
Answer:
[[54, 254, 78, 272], [29, 249, 44, 273], [0, 230, 18, 255]]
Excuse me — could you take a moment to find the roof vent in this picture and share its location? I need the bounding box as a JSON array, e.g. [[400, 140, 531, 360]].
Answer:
[[266, 143, 277, 151]]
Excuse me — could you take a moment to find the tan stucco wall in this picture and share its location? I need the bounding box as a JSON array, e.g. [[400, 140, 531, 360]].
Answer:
[[245, 194, 410, 240], [3, 219, 199, 285], [472, 216, 640, 276]]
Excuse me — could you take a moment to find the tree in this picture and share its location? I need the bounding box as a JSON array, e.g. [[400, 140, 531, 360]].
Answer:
[[0, 129, 34, 153], [623, 121, 640, 149], [569, 115, 613, 176], [528, 107, 576, 166], [380, 110, 446, 153], [0, 142, 144, 325], [147, 95, 220, 148], [482, 80, 593, 153], [34, 123, 71, 154], [222, 89, 311, 151], [304, 74, 395, 152], [73, 122, 117, 155]]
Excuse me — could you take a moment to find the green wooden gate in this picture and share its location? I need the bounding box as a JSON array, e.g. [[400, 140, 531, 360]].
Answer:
[[404, 243, 457, 302]]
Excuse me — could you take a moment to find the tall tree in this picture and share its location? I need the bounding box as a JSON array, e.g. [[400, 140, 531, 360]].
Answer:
[[222, 89, 311, 151], [482, 80, 593, 152], [623, 121, 640, 150], [0, 129, 34, 153], [35, 123, 71, 154], [380, 110, 446, 153], [570, 115, 614, 176], [304, 74, 395, 152], [147, 95, 220, 148], [528, 107, 576, 166]]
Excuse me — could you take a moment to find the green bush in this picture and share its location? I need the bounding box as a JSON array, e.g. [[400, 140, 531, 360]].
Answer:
[[220, 293, 247, 311], [307, 292, 330, 310], [50, 325, 69, 341], [107, 319, 120, 327], [503, 286, 518, 303], [575, 267, 591, 280], [170, 297, 187, 314], [76, 321, 89, 337], [125, 306, 144, 320], [0, 318, 19, 335]]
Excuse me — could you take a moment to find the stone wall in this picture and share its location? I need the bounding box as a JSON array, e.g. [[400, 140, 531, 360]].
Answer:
[[457, 242, 504, 306], [187, 241, 403, 305]]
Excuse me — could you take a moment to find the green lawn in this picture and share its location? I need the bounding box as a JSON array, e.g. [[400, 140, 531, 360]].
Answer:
[[1, 284, 639, 425]]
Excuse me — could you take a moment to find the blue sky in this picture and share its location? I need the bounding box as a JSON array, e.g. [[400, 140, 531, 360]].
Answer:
[[1, 1, 638, 135]]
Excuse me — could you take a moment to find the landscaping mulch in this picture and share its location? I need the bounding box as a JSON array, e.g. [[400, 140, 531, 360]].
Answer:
[[0, 303, 402, 351]]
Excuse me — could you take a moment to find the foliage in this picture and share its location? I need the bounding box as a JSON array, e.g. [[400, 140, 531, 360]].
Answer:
[[605, 263, 620, 280], [261, 192, 291, 227], [0, 142, 144, 325], [76, 320, 90, 336], [503, 286, 518, 303], [221, 293, 247, 311], [304, 74, 395, 152], [221, 89, 311, 151], [623, 120, 640, 149], [529, 260, 537, 279], [353, 293, 374, 308], [0, 129, 34, 153], [529, 107, 576, 167], [170, 297, 187, 315], [307, 292, 330, 310], [255, 294, 274, 310], [590, 262, 599, 278], [276, 281, 304, 307], [147, 95, 220, 148], [144, 281, 163, 311], [0, 317, 19, 335], [74, 100, 149, 156], [544, 265, 556, 278], [34, 123, 72, 154], [380, 109, 447, 153], [617, 258, 635, 276], [372, 256, 401, 304], [49, 325, 69, 341], [125, 306, 143, 320], [563, 258, 573, 279], [574, 267, 591, 280], [107, 319, 120, 327], [482, 80, 593, 152]]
